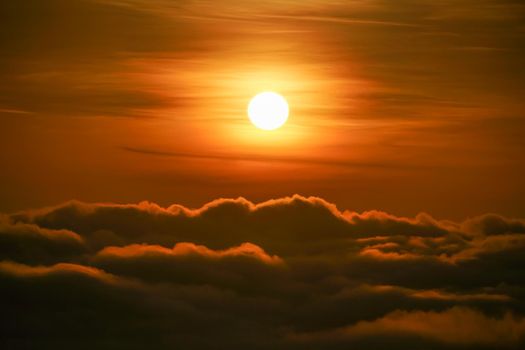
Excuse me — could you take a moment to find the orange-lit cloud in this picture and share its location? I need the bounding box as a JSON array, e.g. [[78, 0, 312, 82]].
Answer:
[[290, 307, 525, 347], [97, 241, 283, 265], [3, 196, 525, 348]]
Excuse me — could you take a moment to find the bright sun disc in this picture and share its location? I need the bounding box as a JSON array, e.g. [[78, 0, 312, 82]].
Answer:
[[247, 92, 289, 130]]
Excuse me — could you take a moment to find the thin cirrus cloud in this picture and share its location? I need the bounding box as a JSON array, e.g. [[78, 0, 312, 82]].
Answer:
[[2, 195, 525, 349], [120, 146, 422, 170]]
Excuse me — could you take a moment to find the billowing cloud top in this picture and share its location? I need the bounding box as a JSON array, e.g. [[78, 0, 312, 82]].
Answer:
[[2, 195, 525, 349]]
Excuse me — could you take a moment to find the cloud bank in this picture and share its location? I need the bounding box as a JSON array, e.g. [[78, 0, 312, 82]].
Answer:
[[2, 195, 525, 349]]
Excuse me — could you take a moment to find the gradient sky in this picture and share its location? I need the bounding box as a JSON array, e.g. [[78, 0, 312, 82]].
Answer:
[[2, 2, 525, 349], [1, 0, 525, 218]]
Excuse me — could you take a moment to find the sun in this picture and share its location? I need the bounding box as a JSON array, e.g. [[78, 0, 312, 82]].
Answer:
[[247, 92, 289, 130]]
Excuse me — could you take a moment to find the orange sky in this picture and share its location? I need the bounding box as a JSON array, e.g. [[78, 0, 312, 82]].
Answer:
[[2, 3, 525, 348], [1, 0, 525, 218]]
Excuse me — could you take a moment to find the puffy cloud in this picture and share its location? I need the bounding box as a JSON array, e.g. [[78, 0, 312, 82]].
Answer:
[[461, 214, 525, 236], [0, 216, 86, 264], [290, 307, 525, 348], [96, 241, 282, 265], [92, 242, 288, 296], [2, 196, 525, 348], [0, 260, 289, 349], [10, 196, 455, 256]]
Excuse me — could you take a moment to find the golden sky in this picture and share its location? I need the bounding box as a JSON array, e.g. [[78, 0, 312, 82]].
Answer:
[[1, 0, 525, 218], [2, 2, 525, 348]]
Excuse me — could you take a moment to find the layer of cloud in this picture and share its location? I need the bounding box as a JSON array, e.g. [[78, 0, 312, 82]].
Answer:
[[0, 216, 86, 265], [291, 307, 525, 348], [2, 195, 525, 348]]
